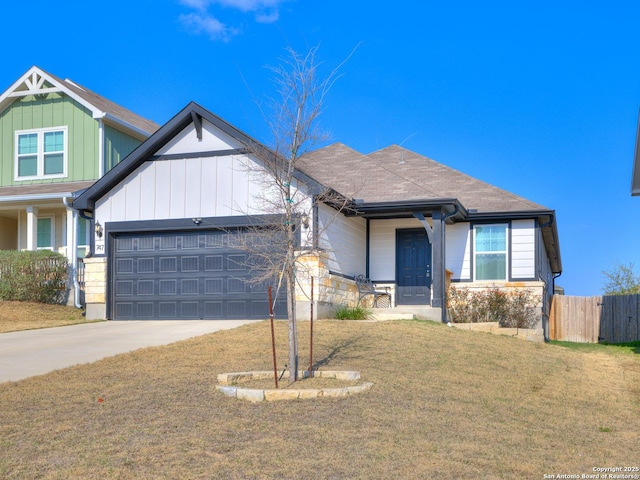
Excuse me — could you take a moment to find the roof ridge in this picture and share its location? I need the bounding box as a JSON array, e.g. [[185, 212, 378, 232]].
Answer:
[[365, 146, 443, 198], [374, 145, 548, 210]]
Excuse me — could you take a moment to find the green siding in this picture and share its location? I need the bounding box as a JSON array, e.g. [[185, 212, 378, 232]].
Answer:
[[0, 93, 99, 186], [103, 125, 142, 172]]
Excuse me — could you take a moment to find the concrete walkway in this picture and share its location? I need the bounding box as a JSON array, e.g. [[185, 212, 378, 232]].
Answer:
[[0, 320, 258, 383]]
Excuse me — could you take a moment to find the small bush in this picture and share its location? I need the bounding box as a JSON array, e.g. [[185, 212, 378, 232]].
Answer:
[[447, 286, 538, 328], [0, 250, 69, 304], [334, 305, 372, 320]]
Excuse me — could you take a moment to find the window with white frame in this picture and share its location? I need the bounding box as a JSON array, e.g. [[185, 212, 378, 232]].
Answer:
[[77, 218, 90, 258], [37, 217, 54, 250], [474, 224, 508, 280], [15, 127, 67, 180]]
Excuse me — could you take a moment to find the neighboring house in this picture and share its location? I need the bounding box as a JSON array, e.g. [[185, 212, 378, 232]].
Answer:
[[632, 111, 640, 196], [72, 102, 562, 331], [0, 66, 159, 302]]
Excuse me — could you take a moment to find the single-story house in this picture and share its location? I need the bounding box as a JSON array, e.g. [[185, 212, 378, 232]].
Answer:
[[72, 102, 562, 331]]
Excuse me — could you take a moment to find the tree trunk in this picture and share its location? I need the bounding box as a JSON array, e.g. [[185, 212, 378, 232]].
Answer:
[[285, 183, 299, 382], [286, 264, 298, 382]]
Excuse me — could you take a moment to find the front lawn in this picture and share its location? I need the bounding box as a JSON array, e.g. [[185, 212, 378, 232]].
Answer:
[[1, 319, 638, 478], [0, 301, 91, 333]]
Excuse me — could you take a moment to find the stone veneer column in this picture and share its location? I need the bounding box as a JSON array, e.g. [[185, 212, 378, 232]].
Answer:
[[83, 256, 107, 320], [295, 252, 330, 320]]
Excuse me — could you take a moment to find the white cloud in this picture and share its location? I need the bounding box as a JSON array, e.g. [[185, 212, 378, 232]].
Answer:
[[214, 0, 285, 13], [178, 12, 239, 42], [177, 0, 288, 40], [254, 9, 279, 23], [178, 0, 213, 12]]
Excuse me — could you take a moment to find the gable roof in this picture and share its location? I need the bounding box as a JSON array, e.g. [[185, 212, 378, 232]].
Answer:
[[298, 143, 548, 214], [72, 101, 273, 211], [0, 66, 159, 137]]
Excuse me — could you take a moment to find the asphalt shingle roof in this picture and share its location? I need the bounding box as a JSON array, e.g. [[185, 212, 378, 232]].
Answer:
[[299, 143, 549, 213], [44, 69, 160, 136]]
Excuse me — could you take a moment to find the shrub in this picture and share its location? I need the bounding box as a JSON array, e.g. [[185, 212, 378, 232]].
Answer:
[[447, 286, 538, 328], [0, 250, 69, 304], [334, 305, 372, 320]]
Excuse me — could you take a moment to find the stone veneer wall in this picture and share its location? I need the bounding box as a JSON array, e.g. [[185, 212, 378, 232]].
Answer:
[[295, 252, 358, 320], [82, 256, 107, 320]]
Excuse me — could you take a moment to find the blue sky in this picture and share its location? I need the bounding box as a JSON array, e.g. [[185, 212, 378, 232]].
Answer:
[[2, 0, 639, 295]]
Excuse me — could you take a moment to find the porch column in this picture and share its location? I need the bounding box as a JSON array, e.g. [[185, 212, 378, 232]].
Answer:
[[65, 207, 75, 262], [26, 207, 38, 251], [431, 210, 447, 322]]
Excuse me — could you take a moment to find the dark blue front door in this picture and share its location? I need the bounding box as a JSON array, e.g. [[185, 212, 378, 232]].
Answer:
[[396, 229, 431, 305]]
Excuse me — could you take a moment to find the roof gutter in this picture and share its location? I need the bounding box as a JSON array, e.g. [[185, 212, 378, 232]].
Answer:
[[467, 209, 555, 221], [0, 192, 77, 203], [99, 112, 155, 139], [350, 198, 468, 219]]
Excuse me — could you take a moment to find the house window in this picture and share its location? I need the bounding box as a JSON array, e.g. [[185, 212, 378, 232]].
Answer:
[[37, 217, 54, 250], [15, 127, 67, 180], [77, 218, 90, 258], [474, 224, 508, 280]]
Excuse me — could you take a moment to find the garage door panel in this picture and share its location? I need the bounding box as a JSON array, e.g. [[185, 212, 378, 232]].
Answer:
[[205, 278, 223, 294], [204, 301, 223, 318], [159, 279, 177, 295], [159, 257, 177, 272], [137, 303, 154, 318], [138, 258, 154, 273], [116, 258, 134, 273], [205, 255, 223, 271], [181, 302, 199, 318], [137, 280, 154, 295], [112, 230, 286, 320], [181, 256, 199, 271], [158, 302, 177, 318], [181, 279, 199, 295]]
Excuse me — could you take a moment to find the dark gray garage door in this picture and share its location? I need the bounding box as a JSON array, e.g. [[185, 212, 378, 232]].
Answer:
[[111, 230, 287, 320]]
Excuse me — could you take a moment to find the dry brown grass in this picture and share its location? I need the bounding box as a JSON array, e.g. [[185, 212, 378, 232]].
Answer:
[[0, 301, 90, 333], [1, 319, 638, 479]]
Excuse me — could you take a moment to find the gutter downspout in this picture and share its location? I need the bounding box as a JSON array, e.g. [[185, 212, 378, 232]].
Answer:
[[63, 196, 82, 309]]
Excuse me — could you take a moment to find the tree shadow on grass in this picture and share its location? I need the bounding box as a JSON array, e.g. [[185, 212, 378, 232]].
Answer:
[[311, 335, 367, 370]]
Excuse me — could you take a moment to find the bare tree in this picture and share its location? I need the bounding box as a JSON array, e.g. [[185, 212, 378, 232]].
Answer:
[[236, 45, 355, 382]]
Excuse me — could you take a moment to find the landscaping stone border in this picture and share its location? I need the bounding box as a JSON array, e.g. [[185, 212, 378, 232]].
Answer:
[[216, 370, 373, 402]]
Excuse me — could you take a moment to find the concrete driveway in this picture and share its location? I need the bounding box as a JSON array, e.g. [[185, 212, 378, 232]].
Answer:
[[0, 320, 259, 383]]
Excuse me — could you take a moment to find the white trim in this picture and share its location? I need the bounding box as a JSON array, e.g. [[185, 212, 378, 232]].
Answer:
[[0, 192, 76, 203], [0, 67, 105, 119], [473, 223, 509, 281], [98, 118, 105, 178], [14, 126, 68, 181], [26, 206, 38, 251]]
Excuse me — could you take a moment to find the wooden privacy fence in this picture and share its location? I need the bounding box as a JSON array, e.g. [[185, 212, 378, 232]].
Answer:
[[550, 294, 640, 343]]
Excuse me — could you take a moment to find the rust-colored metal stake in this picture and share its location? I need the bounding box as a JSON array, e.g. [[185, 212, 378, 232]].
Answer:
[[309, 277, 314, 378], [268, 286, 278, 389]]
